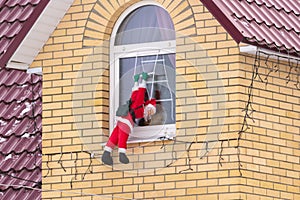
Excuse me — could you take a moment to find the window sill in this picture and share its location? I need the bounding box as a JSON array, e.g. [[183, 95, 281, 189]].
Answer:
[[127, 124, 176, 143]]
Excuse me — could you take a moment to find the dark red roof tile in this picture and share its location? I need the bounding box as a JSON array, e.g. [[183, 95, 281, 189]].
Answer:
[[0, 0, 49, 67], [0, 67, 41, 199], [0, 67, 41, 86], [0, 151, 41, 172], [0, 38, 10, 55], [5, 0, 42, 7], [0, 134, 41, 155], [0, 117, 42, 138], [0, 83, 41, 103], [247, 0, 300, 15], [201, 0, 300, 57], [0, 99, 41, 120], [0, 7, 11, 23], [0, 168, 41, 190], [3, 22, 22, 38], [1, 188, 41, 200]]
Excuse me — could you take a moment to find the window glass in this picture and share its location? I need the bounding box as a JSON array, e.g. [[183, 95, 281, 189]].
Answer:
[[115, 5, 175, 45], [119, 54, 176, 125]]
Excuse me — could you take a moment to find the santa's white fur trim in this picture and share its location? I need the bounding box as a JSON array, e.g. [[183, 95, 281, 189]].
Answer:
[[132, 82, 138, 91], [116, 116, 133, 132], [139, 80, 146, 88], [118, 148, 126, 153], [104, 146, 112, 152]]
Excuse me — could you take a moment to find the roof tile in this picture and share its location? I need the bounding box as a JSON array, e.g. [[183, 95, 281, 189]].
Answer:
[[0, 83, 41, 103], [0, 67, 41, 86], [1, 188, 40, 200], [0, 99, 41, 120], [4, 22, 23, 38], [5, 0, 42, 7], [0, 117, 41, 138], [0, 135, 41, 157], [0, 168, 41, 190], [0, 151, 41, 172], [201, 0, 300, 56], [230, 1, 299, 33], [0, 67, 41, 199]]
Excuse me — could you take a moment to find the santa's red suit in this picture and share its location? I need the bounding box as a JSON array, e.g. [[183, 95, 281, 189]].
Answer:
[[103, 82, 156, 162]]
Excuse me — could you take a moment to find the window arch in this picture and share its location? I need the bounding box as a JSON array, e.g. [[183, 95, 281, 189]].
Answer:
[[115, 5, 175, 45], [110, 2, 176, 142]]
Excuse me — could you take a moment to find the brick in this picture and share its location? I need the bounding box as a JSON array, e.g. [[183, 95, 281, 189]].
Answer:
[[52, 123, 72, 131], [206, 33, 227, 42], [44, 73, 62, 81], [139, 183, 154, 191], [43, 117, 62, 125], [187, 187, 207, 195], [52, 65, 72, 73], [43, 87, 62, 95], [165, 174, 186, 181], [155, 182, 175, 190], [43, 58, 62, 66], [93, 180, 112, 187], [35, 52, 53, 60], [42, 191, 62, 198], [175, 180, 197, 188], [52, 138, 72, 146], [62, 145, 83, 152], [57, 21, 76, 29], [207, 171, 228, 178], [165, 189, 186, 196], [53, 50, 73, 58], [52, 80, 72, 87], [145, 191, 165, 198], [63, 56, 83, 64], [54, 36, 73, 44], [208, 186, 228, 193], [64, 42, 82, 50]]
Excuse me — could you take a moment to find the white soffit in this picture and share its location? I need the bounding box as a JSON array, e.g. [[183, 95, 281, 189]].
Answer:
[[7, 0, 74, 71], [240, 44, 300, 63]]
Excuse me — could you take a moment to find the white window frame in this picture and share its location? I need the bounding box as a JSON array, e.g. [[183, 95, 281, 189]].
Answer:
[[109, 2, 176, 142]]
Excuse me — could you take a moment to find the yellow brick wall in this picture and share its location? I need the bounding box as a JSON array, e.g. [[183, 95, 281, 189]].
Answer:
[[237, 54, 300, 200], [33, 0, 299, 199]]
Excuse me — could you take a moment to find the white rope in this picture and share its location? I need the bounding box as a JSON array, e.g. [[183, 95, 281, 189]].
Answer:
[[133, 54, 138, 78]]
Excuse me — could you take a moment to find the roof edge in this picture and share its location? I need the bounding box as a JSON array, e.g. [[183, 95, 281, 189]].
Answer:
[[200, 0, 244, 43], [0, 0, 50, 68], [243, 39, 300, 58], [240, 44, 300, 61]]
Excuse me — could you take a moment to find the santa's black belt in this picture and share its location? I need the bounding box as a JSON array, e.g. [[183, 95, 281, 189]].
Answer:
[[129, 105, 143, 124]]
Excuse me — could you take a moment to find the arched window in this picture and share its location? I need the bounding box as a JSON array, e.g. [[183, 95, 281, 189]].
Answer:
[[110, 3, 176, 142]]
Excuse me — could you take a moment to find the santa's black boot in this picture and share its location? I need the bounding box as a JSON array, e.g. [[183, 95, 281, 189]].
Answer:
[[119, 153, 129, 164], [102, 151, 113, 166]]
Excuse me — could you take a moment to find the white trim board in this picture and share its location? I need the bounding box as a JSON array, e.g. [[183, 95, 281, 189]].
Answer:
[[7, 0, 74, 71], [240, 44, 300, 63]]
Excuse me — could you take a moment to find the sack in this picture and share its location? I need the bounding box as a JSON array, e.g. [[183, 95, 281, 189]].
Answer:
[[116, 100, 131, 116]]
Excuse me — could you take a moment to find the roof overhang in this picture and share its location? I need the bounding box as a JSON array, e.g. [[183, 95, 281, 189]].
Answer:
[[240, 44, 300, 63], [6, 0, 74, 72], [200, 0, 244, 43]]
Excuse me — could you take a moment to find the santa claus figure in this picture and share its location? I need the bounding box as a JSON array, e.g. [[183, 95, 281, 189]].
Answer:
[[102, 72, 156, 165]]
